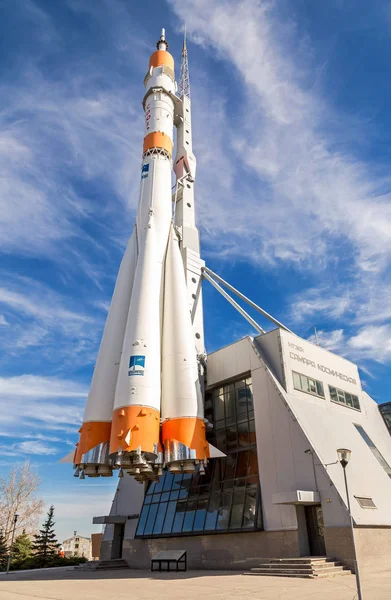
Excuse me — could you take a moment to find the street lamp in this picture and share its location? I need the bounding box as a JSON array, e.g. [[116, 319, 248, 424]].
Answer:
[[337, 449, 363, 600], [6, 513, 19, 575]]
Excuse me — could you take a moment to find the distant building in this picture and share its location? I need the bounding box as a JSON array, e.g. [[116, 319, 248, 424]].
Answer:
[[62, 532, 91, 559]]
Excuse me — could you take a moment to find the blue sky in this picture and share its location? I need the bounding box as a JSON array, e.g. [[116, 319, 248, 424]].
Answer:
[[1, 0, 391, 541]]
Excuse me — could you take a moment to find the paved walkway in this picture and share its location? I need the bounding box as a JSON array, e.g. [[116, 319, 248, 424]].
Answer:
[[0, 567, 390, 600]]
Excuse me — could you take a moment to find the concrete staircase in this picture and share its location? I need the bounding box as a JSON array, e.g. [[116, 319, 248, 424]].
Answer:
[[246, 557, 352, 579], [75, 559, 129, 571]]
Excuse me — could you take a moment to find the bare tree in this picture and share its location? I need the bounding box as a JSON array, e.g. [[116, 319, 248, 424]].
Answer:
[[0, 463, 44, 544]]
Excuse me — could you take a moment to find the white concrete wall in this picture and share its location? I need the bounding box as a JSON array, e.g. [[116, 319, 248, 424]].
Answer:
[[102, 476, 145, 541], [206, 337, 258, 387], [255, 330, 391, 527], [255, 329, 285, 387], [251, 360, 347, 531]]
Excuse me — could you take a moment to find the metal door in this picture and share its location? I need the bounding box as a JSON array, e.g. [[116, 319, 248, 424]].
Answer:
[[304, 505, 326, 556], [111, 523, 125, 559]]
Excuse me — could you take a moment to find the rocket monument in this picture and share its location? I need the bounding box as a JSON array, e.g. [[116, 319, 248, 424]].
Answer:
[[73, 29, 218, 483]]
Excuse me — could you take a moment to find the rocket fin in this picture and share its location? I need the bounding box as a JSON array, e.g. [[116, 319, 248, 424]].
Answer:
[[208, 443, 226, 458], [59, 450, 75, 464]]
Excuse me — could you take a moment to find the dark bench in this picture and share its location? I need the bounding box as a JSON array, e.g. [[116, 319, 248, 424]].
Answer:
[[151, 550, 187, 572]]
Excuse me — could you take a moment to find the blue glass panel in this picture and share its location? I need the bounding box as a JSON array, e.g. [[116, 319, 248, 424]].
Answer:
[[146, 482, 156, 495], [162, 501, 176, 534], [143, 503, 158, 535], [182, 500, 197, 532], [163, 472, 174, 491], [172, 510, 185, 533], [204, 493, 220, 530], [193, 498, 208, 531], [161, 492, 170, 502], [135, 504, 150, 536], [153, 502, 168, 535], [153, 474, 164, 493]]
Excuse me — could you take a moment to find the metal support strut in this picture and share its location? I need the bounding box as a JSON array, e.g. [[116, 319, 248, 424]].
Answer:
[[202, 266, 293, 335]]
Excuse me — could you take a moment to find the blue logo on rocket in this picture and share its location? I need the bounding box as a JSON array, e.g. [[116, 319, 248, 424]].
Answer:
[[129, 355, 146, 376]]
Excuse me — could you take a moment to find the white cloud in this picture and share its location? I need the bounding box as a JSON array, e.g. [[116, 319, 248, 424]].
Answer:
[[0, 374, 87, 398], [292, 288, 352, 322], [0, 315, 8, 326], [169, 0, 391, 273], [0, 430, 62, 442], [18, 441, 58, 456], [93, 300, 110, 313], [0, 10, 144, 263], [308, 329, 345, 352], [348, 325, 391, 363], [308, 325, 391, 364], [0, 374, 86, 454], [0, 275, 103, 367], [0, 285, 93, 325], [291, 279, 391, 332]]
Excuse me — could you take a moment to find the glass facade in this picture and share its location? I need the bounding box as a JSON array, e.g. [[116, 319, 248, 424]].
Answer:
[[135, 375, 262, 537], [379, 402, 391, 436]]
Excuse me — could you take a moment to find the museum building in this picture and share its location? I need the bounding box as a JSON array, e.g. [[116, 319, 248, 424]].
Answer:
[[95, 329, 391, 573]]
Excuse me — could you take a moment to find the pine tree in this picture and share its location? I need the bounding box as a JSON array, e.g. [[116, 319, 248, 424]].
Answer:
[[32, 506, 59, 563], [12, 529, 33, 563], [0, 530, 9, 570]]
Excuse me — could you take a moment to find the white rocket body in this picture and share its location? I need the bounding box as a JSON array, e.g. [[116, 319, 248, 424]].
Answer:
[[161, 228, 208, 472], [162, 228, 202, 421], [74, 231, 137, 476], [74, 30, 210, 481]]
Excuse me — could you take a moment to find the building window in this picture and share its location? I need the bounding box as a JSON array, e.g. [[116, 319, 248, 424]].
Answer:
[[292, 371, 324, 398], [354, 424, 391, 478], [135, 376, 262, 537], [355, 496, 376, 509], [75, 543, 79, 549], [329, 386, 360, 410], [379, 403, 391, 436]]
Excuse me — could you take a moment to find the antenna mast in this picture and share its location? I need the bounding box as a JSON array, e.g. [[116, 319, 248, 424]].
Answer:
[[178, 26, 190, 100]]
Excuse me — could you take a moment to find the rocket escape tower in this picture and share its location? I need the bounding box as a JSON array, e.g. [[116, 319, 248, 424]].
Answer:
[[178, 27, 190, 100], [73, 29, 211, 483]]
